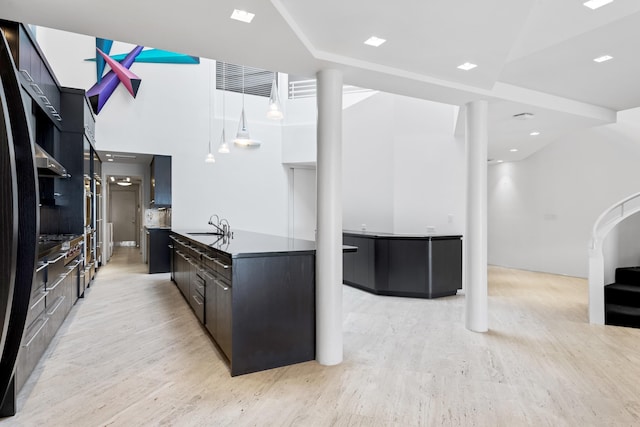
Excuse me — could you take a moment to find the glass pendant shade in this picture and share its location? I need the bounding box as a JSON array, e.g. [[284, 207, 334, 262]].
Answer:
[[205, 151, 215, 163], [266, 77, 283, 120], [218, 128, 230, 153], [234, 108, 261, 147]]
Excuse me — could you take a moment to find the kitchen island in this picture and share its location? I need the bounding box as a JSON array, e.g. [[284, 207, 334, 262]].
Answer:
[[170, 230, 317, 376], [343, 231, 462, 299]]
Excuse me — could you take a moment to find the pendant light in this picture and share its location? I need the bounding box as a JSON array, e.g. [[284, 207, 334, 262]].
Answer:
[[266, 75, 283, 120], [234, 65, 260, 147], [218, 61, 230, 154], [205, 61, 215, 163]]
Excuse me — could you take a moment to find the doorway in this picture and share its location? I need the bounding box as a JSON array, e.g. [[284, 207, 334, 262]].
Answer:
[[110, 183, 140, 247]]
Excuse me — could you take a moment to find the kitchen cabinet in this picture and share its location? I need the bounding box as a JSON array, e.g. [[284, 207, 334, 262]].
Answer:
[[170, 230, 316, 376], [213, 273, 232, 359], [150, 155, 171, 207], [189, 263, 206, 324], [342, 235, 375, 292], [343, 231, 462, 298], [146, 228, 171, 273], [0, 20, 62, 126]]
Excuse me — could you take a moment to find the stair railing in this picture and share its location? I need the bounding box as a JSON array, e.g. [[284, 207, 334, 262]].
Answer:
[[589, 191, 640, 324]]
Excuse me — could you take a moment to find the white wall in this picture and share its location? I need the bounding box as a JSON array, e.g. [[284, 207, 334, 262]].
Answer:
[[342, 92, 465, 235], [392, 96, 465, 235], [342, 93, 396, 232], [283, 91, 465, 236], [488, 108, 640, 278], [37, 27, 289, 236], [37, 26, 465, 243]]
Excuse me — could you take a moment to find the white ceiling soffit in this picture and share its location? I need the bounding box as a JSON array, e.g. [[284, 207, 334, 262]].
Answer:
[[2, 0, 634, 163], [454, 99, 610, 162], [500, 10, 640, 111], [275, 0, 535, 90]]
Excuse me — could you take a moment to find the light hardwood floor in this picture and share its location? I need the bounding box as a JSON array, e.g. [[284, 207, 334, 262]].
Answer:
[[2, 248, 639, 426]]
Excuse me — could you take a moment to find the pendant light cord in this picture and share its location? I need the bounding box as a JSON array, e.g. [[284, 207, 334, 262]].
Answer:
[[208, 61, 212, 153], [222, 62, 226, 133]]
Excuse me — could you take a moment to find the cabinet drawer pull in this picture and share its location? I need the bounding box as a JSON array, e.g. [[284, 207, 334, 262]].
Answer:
[[30, 291, 49, 310], [203, 271, 215, 281], [47, 296, 66, 315], [22, 317, 49, 348], [192, 294, 204, 306], [19, 69, 34, 82], [168, 245, 174, 249], [214, 259, 230, 270], [30, 83, 44, 95], [45, 274, 66, 291], [215, 279, 229, 291], [49, 252, 68, 264], [36, 262, 49, 273], [202, 253, 215, 262]]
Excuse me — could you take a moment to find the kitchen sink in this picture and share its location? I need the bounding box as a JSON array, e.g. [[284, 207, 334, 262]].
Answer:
[[188, 232, 224, 236]]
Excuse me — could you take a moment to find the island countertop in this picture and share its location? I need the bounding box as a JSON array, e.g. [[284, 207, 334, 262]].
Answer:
[[171, 229, 318, 259], [343, 230, 462, 240], [172, 229, 357, 259]]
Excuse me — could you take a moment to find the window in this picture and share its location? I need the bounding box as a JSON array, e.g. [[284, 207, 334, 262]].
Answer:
[[216, 62, 275, 98]]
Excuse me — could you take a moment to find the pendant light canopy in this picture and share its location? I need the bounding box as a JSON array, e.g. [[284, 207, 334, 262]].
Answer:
[[266, 76, 283, 120], [218, 61, 230, 154], [234, 65, 260, 147], [205, 61, 215, 163]]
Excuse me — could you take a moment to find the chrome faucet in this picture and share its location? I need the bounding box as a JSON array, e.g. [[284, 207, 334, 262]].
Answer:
[[208, 214, 231, 237], [208, 214, 223, 234], [219, 218, 230, 237]]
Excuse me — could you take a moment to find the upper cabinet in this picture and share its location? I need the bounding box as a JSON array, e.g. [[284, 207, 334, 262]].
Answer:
[[0, 20, 62, 127], [150, 155, 171, 207]]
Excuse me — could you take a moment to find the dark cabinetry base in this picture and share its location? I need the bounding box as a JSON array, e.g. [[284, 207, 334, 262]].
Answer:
[[343, 231, 462, 299]]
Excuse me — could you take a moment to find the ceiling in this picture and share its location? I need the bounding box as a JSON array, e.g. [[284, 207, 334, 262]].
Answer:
[[2, 0, 638, 161]]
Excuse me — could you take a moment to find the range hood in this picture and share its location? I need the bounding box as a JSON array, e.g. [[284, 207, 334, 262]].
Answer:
[[35, 143, 68, 177]]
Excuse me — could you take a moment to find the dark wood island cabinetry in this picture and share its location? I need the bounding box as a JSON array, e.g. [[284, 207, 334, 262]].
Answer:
[[170, 230, 316, 376], [343, 231, 462, 299]]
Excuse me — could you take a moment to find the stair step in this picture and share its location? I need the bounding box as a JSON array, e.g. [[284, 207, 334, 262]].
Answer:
[[605, 303, 640, 329], [605, 283, 640, 308], [614, 267, 640, 286]]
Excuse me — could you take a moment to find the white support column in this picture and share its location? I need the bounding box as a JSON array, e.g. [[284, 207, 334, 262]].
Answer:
[[465, 100, 489, 333], [316, 69, 343, 365]]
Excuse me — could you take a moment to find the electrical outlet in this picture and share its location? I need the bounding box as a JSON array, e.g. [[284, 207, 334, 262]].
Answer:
[[448, 214, 454, 223]]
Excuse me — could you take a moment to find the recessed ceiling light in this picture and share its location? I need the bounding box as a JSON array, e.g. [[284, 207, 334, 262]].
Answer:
[[110, 176, 115, 182], [106, 153, 112, 157], [593, 55, 613, 63], [108, 158, 114, 162], [583, 0, 614, 10], [513, 112, 535, 120], [510, 148, 519, 152], [497, 160, 504, 163], [364, 36, 386, 47], [457, 62, 477, 71], [231, 9, 255, 23], [530, 131, 540, 136]]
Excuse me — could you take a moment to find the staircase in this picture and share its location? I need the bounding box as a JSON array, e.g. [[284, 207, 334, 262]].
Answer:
[[605, 267, 640, 328]]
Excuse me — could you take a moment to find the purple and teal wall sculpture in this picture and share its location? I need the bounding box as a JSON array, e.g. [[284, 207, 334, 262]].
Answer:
[[86, 39, 200, 114]]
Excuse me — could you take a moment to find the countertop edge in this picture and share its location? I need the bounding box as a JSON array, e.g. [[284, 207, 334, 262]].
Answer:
[[343, 230, 462, 240]]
